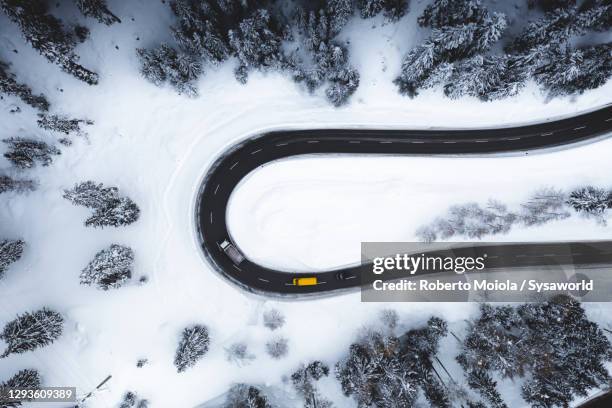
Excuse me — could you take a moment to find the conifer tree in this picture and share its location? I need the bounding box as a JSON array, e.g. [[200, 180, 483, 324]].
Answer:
[[0, 0, 99, 84], [567, 186, 612, 215], [63, 181, 140, 227], [1, 369, 41, 407], [2, 137, 61, 169], [174, 324, 210, 372], [224, 384, 272, 408], [1, 308, 64, 358], [137, 44, 202, 96], [0, 175, 35, 194], [81, 244, 134, 290], [0, 60, 49, 111], [0, 239, 25, 280], [74, 0, 120, 25]]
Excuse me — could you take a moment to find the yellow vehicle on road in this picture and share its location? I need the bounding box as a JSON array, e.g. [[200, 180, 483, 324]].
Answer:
[[292, 277, 318, 286]]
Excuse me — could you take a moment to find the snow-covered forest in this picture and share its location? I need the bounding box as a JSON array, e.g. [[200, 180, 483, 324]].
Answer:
[[1, 0, 612, 407]]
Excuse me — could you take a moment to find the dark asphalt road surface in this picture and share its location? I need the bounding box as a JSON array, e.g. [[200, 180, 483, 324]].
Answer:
[[195, 105, 612, 297]]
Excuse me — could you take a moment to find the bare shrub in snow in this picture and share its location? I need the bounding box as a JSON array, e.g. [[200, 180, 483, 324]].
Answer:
[[418, 200, 517, 241], [265, 337, 288, 359], [81, 244, 134, 290], [519, 187, 570, 226], [263, 309, 285, 331], [0, 175, 35, 194], [174, 324, 210, 372], [224, 384, 271, 408], [417, 187, 586, 241], [0, 60, 49, 111], [63, 181, 140, 228], [226, 342, 255, 365], [0, 239, 25, 280], [0, 308, 64, 358], [2, 137, 61, 169], [379, 308, 399, 331]]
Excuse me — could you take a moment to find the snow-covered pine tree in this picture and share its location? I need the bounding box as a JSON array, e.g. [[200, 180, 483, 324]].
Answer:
[[0, 175, 35, 194], [534, 42, 612, 97], [396, 5, 506, 97], [458, 298, 612, 408], [85, 196, 140, 228], [63, 180, 118, 209], [80, 244, 134, 290], [37, 114, 93, 136], [336, 317, 448, 407], [74, 0, 120, 25], [224, 384, 272, 408], [508, 7, 582, 54], [228, 9, 286, 84], [357, 0, 409, 21], [0, 0, 99, 85], [174, 324, 210, 372], [394, 41, 438, 96], [0, 239, 25, 280], [518, 296, 612, 407], [169, 0, 232, 64], [401, 317, 450, 408], [567, 186, 612, 215], [444, 55, 525, 101], [0, 308, 64, 358], [63, 181, 140, 227], [579, 0, 612, 31], [1, 369, 41, 407], [432, 12, 507, 61], [137, 44, 202, 96], [1, 368, 41, 389], [418, 0, 488, 28], [291, 361, 332, 408], [456, 303, 527, 379], [118, 391, 143, 408], [326, 65, 360, 106], [0, 60, 49, 111], [2, 137, 61, 169], [326, 0, 353, 35], [465, 369, 507, 408]]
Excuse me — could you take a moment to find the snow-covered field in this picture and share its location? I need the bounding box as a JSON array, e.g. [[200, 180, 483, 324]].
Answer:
[[229, 139, 612, 272], [1, 1, 612, 407]]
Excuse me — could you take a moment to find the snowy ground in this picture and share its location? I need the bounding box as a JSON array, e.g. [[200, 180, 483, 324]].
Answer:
[[1, 0, 612, 407], [228, 140, 612, 272]]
